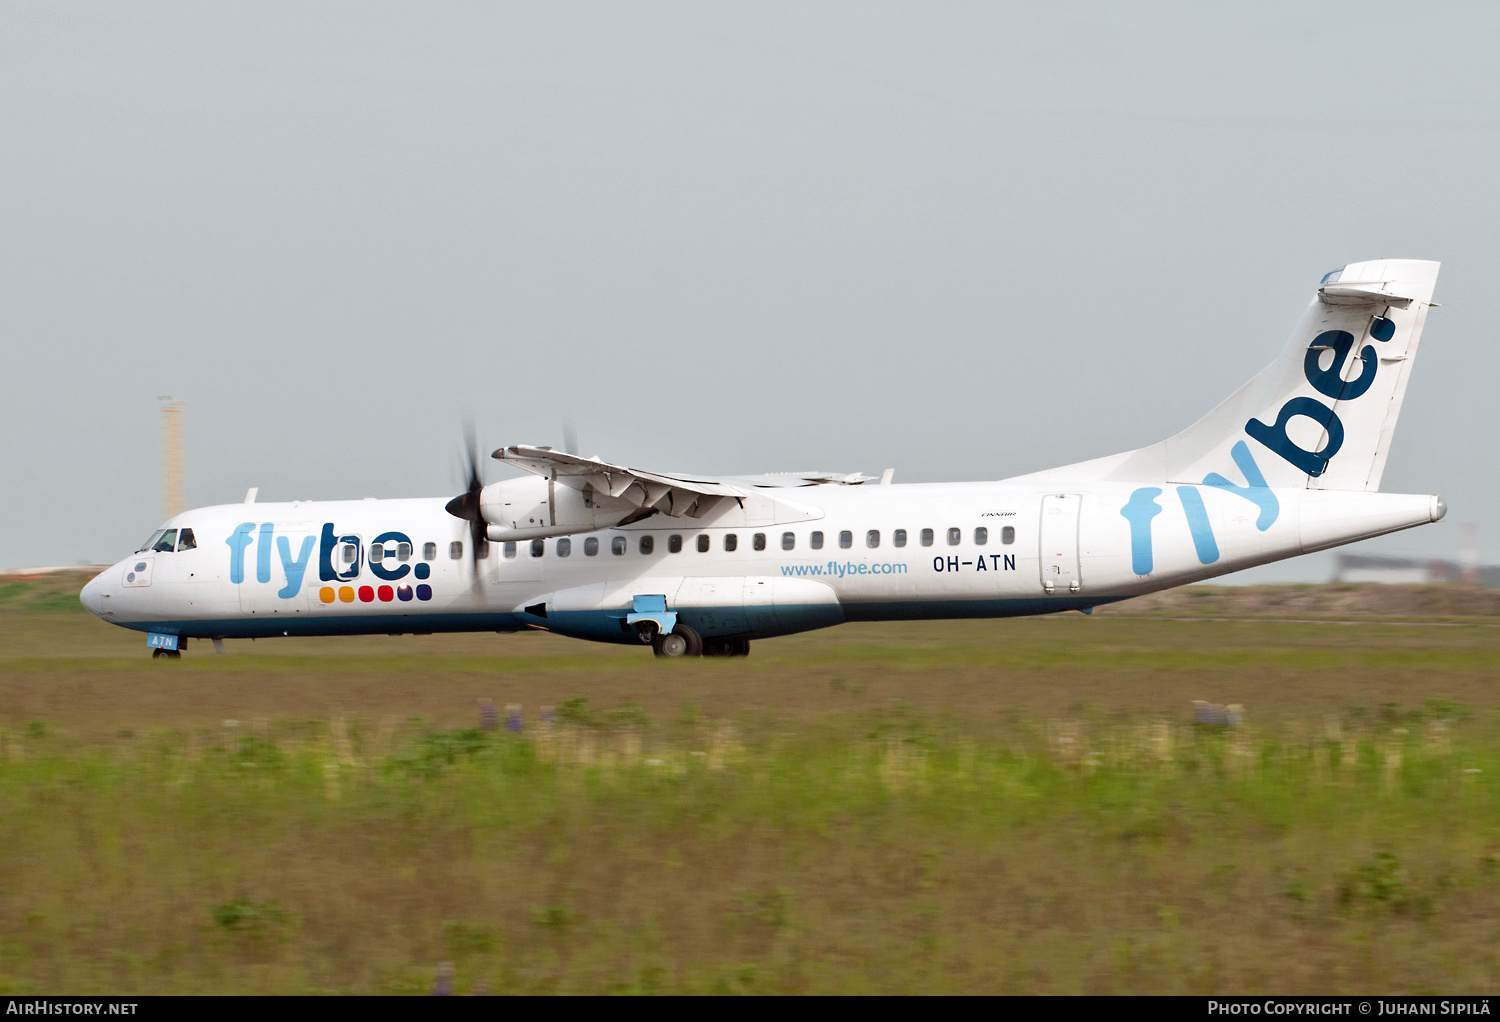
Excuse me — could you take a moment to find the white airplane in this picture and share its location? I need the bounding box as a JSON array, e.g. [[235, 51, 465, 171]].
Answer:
[[82, 259, 1446, 659]]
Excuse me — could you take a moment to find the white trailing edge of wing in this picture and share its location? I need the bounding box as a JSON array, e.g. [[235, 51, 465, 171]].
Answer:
[[481, 445, 746, 542]]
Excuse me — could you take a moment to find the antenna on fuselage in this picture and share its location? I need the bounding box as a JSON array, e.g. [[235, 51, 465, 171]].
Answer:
[[157, 397, 184, 522]]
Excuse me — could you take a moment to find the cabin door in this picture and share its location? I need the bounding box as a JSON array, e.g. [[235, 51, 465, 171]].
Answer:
[[1038, 494, 1082, 594], [240, 524, 317, 620]]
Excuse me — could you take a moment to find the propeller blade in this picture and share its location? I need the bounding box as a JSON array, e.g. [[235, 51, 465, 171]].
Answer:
[[444, 419, 488, 595]]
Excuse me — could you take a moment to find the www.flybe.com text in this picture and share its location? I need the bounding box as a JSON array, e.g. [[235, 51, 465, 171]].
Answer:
[[780, 561, 910, 578]]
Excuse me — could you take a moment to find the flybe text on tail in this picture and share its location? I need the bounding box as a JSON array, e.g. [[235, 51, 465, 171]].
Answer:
[[1246, 324, 1393, 478]]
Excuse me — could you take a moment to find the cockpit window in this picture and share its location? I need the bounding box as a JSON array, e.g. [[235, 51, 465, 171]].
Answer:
[[138, 530, 165, 553], [176, 528, 196, 551], [152, 530, 178, 553]]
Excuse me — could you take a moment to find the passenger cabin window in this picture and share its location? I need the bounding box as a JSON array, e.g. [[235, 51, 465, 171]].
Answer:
[[138, 530, 166, 553], [782, 532, 795, 551], [449, 541, 463, 560], [697, 534, 709, 553], [152, 530, 177, 553], [423, 542, 438, 560], [921, 529, 934, 547], [974, 527, 988, 545], [839, 531, 852, 549], [866, 530, 880, 548], [1002, 526, 1015, 545], [639, 536, 654, 555], [753, 533, 766, 551], [176, 528, 197, 551], [342, 543, 359, 564], [396, 542, 411, 561], [530, 539, 544, 558], [612, 536, 627, 555], [810, 531, 824, 550], [724, 534, 738, 552], [893, 529, 906, 548], [503, 542, 517, 559], [556, 538, 571, 557], [668, 534, 683, 554], [585, 537, 599, 556], [370, 542, 385, 562], [947, 528, 961, 546], [476, 540, 490, 559]]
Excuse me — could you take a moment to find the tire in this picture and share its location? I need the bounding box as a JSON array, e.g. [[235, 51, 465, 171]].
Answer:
[[676, 623, 704, 657], [731, 639, 750, 657], [653, 632, 689, 658], [703, 637, 735, 657]]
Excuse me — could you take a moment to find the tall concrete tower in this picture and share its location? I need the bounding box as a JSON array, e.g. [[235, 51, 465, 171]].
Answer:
[[1461, 523, 1479, 584], [158, 397, 184, 522]]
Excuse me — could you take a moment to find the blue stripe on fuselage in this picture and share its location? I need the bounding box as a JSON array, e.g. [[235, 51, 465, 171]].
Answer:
[[123, 596, 1124, 645]]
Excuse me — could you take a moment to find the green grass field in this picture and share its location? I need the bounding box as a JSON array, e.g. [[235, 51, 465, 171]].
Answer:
[[0, 574, 1497, 994]]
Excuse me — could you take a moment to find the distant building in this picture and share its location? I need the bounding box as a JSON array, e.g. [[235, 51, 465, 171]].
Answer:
[[1333, 553, 1500, 586]]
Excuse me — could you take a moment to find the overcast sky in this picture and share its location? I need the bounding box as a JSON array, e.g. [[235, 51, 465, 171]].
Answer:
[[3, 2, 1497, 578]]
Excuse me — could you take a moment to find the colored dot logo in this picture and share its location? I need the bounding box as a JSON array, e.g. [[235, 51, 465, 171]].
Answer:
[[319, 578, 433, 604]]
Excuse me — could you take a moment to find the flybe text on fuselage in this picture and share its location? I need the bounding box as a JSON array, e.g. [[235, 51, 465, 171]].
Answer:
[[224, 522, 435, 603]]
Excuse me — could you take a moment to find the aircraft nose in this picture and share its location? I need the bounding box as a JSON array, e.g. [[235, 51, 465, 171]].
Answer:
[[80, 573, 108, 617]]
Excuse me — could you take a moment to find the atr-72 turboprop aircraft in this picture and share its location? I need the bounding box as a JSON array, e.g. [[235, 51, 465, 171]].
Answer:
[[83, 259, 1447, 659]]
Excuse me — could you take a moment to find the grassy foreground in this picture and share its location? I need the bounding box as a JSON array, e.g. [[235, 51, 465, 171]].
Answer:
[[0, 575, 1498, 994], [1, 704, 1498, 994]]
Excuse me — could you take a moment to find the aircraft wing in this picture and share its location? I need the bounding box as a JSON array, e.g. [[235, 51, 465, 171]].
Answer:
[[492, 445, 745, 519]]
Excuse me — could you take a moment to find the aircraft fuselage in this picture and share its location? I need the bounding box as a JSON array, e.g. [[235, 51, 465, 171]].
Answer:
[[80, 478, 1442, 646]]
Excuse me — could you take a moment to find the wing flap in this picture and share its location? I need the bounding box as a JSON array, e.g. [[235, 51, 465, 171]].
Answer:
[[493, 445, 743, 520]]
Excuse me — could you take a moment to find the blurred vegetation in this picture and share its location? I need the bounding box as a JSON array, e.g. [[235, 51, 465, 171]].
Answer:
[[0, 704, 1497, 994], [0, 572, 92, 613], [2, 574, 1498, 992]]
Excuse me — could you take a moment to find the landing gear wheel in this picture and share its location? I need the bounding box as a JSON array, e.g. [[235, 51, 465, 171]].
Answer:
[[653, 624, 703, 659], [704, 637, 735, 657], [653, 632, 689, 658], [730, 639, 750, 657], [151, 648, 182, 660]]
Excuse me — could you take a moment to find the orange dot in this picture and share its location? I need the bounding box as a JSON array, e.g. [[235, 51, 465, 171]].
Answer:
[[319, 587, 336, 604], [338, 586, 356, 603]]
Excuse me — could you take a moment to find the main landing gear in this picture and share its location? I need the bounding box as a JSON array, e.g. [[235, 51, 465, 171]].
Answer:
[[151, 648, 182, 659], [704, 637, 750, 658], [638, 622, 750, 659]]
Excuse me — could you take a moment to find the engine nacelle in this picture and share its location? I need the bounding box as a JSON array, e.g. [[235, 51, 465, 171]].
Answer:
[[479, 475, 635, 542]]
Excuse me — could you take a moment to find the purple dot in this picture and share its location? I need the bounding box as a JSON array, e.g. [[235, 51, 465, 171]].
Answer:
[[416, 584, 432, 601], [397, 585, 413, 602]]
